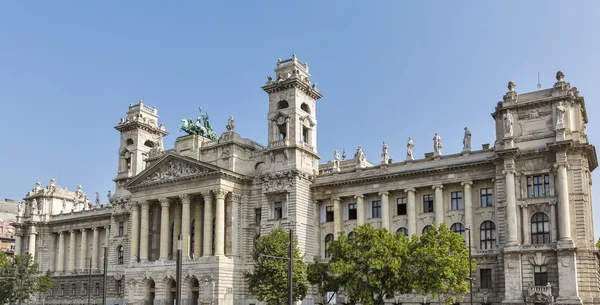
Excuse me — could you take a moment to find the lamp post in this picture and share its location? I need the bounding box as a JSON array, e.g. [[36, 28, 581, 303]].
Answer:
[[258, 228, 294, 305], [465, 227, 473, 305], [102, 247, 107, 305], [176, 235, 182, 305]]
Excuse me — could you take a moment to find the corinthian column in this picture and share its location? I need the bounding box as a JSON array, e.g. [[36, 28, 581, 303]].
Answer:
[[355, 195, 365, 225], [202, 191, 213, 257], [80, 229, 87, 269], [91, 228, 99, 270], [503, 168, 519, 246], [129, 201, 140, 263], [140, 201, 150, 261], [57, 232, 65, 272], [180, 194, 191, 258], [28, 232, 37, 262], [379, 192, 390, 230], [555, 162, 572, 241], [461, 181, 473, 239], [214, 189, 227, 256], [68, 230, 76, 271], [158, 197, 170, 260], [405, 188, 417, 236], [193, 198, 202, 257], [14, 234, 21, 256], [432, 185, 444, 226], [332, 198, 342, 237]]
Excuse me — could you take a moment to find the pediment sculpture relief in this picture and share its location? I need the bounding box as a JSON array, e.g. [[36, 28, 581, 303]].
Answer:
[[141, 160, 210, 185]]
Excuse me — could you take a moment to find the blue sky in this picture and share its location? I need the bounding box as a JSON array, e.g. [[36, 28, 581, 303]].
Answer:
[[1, 1, 599, 237]]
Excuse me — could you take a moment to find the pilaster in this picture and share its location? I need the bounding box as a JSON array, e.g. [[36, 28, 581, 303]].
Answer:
[[404, 188, 417, 236], [130, 201, 140, 263], [180, 194, 191, 259], [379, 192, 390, 230], [432, 184, 444, 226], [355, 195, 365, 225], [68, 230, 76, 272], [203, 191, 214, 257], [80, 229, 88, 270], [214, 188, 227, 256], [332, 198, 342, 237], [140, 201, 150, 261], [158, 197, 170, 261], [91, 228, 99, 270], [461, 181, 473, 248], [57, 231, 65, 272]]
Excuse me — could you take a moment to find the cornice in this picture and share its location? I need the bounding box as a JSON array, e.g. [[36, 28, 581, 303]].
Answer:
[[261, 79, 323, 100], [114, 121, 168, 136]]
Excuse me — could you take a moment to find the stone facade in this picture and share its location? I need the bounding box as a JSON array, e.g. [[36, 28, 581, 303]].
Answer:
[[0, 199, 17, 257], [13, 57, 600, 305]]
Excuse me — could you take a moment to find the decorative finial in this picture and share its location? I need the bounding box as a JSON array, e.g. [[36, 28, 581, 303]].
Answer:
[[292, 54, 297, 61], [507, 81, 516, 92], [556, 71, 565, 82], [342, 148, 346, 160], [277, 58, 282, 66]]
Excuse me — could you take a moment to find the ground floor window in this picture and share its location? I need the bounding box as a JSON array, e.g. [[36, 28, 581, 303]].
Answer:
[[534, 265, 548, 286]]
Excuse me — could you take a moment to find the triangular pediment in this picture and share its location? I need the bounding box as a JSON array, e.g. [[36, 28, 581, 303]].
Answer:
[[125, 153, 219, 188]]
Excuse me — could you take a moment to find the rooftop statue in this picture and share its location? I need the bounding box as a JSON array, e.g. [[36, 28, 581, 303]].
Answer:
[[180, 107, 218, 140]]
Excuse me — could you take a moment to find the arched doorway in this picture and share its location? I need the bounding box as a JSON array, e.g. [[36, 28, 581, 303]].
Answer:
[[166, 279, 176, 305], [188, 277, 200, 305], [145, 279, 156, 305]]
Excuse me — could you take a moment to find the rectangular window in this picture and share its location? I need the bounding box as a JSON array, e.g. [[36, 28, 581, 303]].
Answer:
[[50, 289, 53, 297], [255, 208, 261, 225], [480, 268, 492, 289], [480, 188, 493, 207], [273, 202, 283, 219], [83, 283, 88, 296], [72, 284, 76, 296], [116, 280, 122, 295], [61, 284, 64, 296], [527, 174, 550, 198], [95, 283, 100, 296], [451, 191, 463, 210], [534, 265, 548, 286], [325, 206, 334, 222], [118, 221, 124, 236], [397, 198, 407, 215], [371, 200, 381, 218], [348, 203, 357, 220], [423, 195, 434, 213]]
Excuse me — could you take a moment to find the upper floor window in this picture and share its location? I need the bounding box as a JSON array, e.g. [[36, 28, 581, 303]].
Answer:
[[325, 206, 334, 222], [95, 283, 100, 296], [531, 212, 550, 244], [397, 227, 408, 236], [423, 195, 434, 213], [450, 223, 465, 239], [324, 234, 334, 258], [371, 201, 381, 218], [83, 283, 88, 296], [397, 198, 407, 215], [534, 265, 548, 286], [273, 202, 283, 219], [300, 103, 311, 114], [116, 280, 122, 295], [71, 283, 76, 296], [347, 203, 357, 220], [118, 221, 124, 236], [117, 246, 124, 265], [422, 225, 432, 234], [527, 174, 550, 198], [480, 268, 492, 289], [451, 191, 463, 210], [277, 100, 289, 110], [480, 221, 496, 250], [480, 188, 493, 207], [60, 284, 64, 296], [255, 208, 261, 225]]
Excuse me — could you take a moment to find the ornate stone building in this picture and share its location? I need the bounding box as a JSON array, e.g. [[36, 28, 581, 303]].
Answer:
[[13, 56, 599, 305], [0, 199, 17, 257]]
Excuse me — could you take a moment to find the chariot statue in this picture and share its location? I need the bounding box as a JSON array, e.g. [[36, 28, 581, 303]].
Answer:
[[179, 107, 218, 140]]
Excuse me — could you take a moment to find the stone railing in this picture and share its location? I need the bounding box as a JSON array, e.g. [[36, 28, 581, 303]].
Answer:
[[526, 283, 553, 304]]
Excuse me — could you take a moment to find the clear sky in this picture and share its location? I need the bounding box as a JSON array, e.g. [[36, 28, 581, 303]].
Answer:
[[1, 1, 599, 237]]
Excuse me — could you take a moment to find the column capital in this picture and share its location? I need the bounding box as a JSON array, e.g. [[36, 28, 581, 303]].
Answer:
[[432, 184, 444, 190], [231, 192, 242, 202], [461, 181, 473, 186], [554, 162, 569, 169], [130, 201, 140, 207], [502, 169, 517, 175], [141, 201, 151, 208], [354, 194, 365, 200], [80, 228, 87, 233], [404, 187, 416, 193], [214, 188, 229, 199], [201, 190, 213, 200], [179, 194, 191, 204], [29, 232, 38, 236], [57, 231, 64, 235], [69, 230, 76, 234], [158, 197, 170, 207], [378, 192, 390, 197], [331, 197, 341, 202], [91, 227, 99, 231]]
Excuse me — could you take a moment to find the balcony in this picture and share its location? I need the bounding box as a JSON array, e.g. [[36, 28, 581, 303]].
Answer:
[[526, 283, 553, 304]]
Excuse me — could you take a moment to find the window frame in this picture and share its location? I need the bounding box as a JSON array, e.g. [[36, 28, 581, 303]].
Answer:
[[255, 208, 262, 225], [531, 212, 550, 244], [83, 283, 88, 296], [480, 268, 492, 289], [325, 206, 334, 222], [527, 174, 550, 198], [118, 221, 124, 236], [95, 283, 100, 296], [117, 246, 124, 265], [423, 195, 434, 213], [479, 221, 496, 250], [397, 227, 408, 236], [71, 283, 76, 296], [480, 188, 493, 207], [324, 234, 334, 258], [422, 225, 432, 234], [534, 265, 548, 286], [396, 197, 407, 215], [347, 203, 357, 220], [371, 200, 381, 218], [116, 280, 122, 295], [273, 201, 283, 219], [450, 222, 465, 239], [451, 191, 464, 210]]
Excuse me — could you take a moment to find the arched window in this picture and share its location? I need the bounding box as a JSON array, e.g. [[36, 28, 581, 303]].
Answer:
[[450, 223, 465, 239], [126, 138, 134, 145], [397, 227, 408, 236], [300, 103, 311, 114], [146, 279, 156, 301], [117, 246, 124, 265], [277, 100, 289, 110], [144, 140, 155, 148], [531, 212, 550, 244], [348, 231, 356, 239], [422, 225, 432, 234], [324, 234, 334, 258], [480, 221, 496, 250]]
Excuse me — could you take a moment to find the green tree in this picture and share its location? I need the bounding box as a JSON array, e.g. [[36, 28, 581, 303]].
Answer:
[[407, 223, 473, 305], [326, 224, 410, 305], [0, 254, 53, 305], [307, 257, 343, 305], [245, 228, 308, 305]]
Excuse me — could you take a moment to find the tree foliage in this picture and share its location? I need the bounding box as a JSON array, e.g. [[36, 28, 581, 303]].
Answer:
[[245, 228, 308, 305], [0, 253, 54, 305], [308, 223, 472, 305]]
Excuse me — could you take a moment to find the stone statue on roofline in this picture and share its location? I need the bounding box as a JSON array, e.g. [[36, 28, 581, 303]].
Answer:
[[503, 110, 513, 137], [433, 133, 442, 156], [406, 137, 414, 161], [179, 107, 218, 140], [463, 127, 472, 152], [381, 141, 389, 165], [556, 102, 566, 129], [333, 150, 341, 172], [354, 146, 368, 168]]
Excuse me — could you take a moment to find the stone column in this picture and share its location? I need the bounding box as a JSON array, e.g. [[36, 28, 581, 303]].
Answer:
[[405, 188, 417, 236], [550, 202, 558, 243], [91, 228, 99, 270], [503, 169, 519, 246], [57, 232, 65, 272], [379, 192, 390, 230], [68, 230, 76, 271], [203, 191, 213, 257], [461, 181, 473, 238], [140, 201, 150, 261], [104, 226, 110, 247], [432, 185, 444, 226], [129, 202, 140, 263], [332, 198, 342, 237], [14, 234, 21, 256], [80, 229, 88, 270], [159, 197, 170, 261], [521, 204, 530, 245], [214, 189, 226, 256], [28, 232, 37, 261], [193, 198, 202, 257], [355, 195, 365, 225], [180, 194, 191, 258], [556, 162, 572, 241], [172, 203, 182, 255]]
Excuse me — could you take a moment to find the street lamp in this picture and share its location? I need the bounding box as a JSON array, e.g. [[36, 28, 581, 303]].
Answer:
[[465, 227, 473, 305], [176, 235, 182, 305], [258, 228, 293, 305]]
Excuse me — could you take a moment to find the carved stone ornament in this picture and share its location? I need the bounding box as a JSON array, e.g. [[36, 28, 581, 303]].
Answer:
[[526, 284, 553, 304], [142, 160, 209, 185], [503, 81, 518, 102]]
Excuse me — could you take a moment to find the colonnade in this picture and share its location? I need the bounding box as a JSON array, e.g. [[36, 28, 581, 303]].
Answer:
[[130, 188, 232, 262], [54, 226, 110, 272]]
